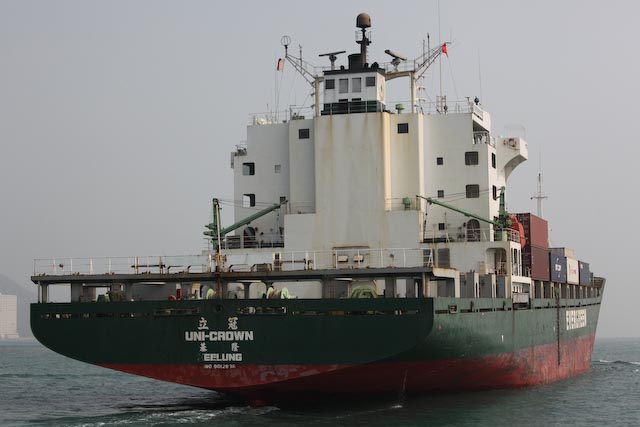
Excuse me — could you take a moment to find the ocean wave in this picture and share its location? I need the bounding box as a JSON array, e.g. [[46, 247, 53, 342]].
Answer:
[[0, 372, 115, 379], [36, 404, 280, 427], [595, 359, 640, 366]]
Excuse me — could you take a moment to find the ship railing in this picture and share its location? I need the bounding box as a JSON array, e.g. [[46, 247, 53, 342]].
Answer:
[[422, 228, 520, 244], [273, 248, 430, 270], [385, 197, 420, 211], [248, 107, 315, 125], [417, 100, 475, 115], [32, 248, 433, 277], [246, 98, 480, 124], [219, 236, 285, 250], [472, 131, 496, 147], [33, 255, 215, 276]]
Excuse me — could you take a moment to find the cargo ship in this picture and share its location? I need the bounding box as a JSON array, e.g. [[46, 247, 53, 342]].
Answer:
[[31, 14, 604, 404]]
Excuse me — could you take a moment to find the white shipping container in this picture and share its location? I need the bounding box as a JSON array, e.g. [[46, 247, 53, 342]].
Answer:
[[567, 257, 579, 285], [551, 247, 575, 258]]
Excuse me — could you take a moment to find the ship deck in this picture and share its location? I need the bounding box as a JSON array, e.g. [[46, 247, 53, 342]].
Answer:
[[31, 265, 432, 285]]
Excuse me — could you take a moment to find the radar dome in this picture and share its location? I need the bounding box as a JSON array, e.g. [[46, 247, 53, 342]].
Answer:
[[356, 13, 371, 29]]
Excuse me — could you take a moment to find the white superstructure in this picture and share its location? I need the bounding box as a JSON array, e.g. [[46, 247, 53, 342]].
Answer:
[[224, 14, 530, 300], [0, 293, 18, 339]]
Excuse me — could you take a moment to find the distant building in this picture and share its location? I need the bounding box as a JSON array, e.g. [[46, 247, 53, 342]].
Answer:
[[0, 293, 19, 339]]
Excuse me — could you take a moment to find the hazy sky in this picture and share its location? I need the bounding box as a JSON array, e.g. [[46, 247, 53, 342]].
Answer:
[[1, 1, 638, 337]]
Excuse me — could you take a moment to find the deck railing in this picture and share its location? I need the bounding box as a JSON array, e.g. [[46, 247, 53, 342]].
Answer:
[[423, 228, 520, 244], [33, 248, 434, 277]]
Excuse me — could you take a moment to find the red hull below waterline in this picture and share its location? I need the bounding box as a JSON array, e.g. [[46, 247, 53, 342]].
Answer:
[[100, 333, 595, 401]]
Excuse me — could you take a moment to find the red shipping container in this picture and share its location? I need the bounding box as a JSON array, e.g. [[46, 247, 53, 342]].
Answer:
[[522, 245, 550, 281], [515, 213, 549, 249]]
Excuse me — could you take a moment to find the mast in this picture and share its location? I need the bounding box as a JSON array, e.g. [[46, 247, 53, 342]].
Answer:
[[281, 36, 323, 117], [531, 172, 547, 218], [531, 152, 547, 217]]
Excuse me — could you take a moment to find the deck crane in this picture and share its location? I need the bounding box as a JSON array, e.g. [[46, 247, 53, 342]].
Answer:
[[204, 198, 288, 247], [417, 187, 513, 238]]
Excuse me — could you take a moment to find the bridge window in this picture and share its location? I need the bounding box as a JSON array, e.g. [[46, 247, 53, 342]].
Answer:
[[325, 79, 335, 89], [339, 78, 349, 93], [243, 194, 256, 207], [352, 77, 362, 93], [242, 162, 255, 176], [298, 128, 310, 139], [465, 151, 479, 165], [366, 76, 376, 86], [466, 184, 480, 198], [397, 123, 409, 134]]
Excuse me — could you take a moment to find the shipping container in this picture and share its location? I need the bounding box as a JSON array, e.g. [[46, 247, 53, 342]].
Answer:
[[522, 246, 550, 281], [550, 247, 574, 258], [515, 213, 549, 249], [549, 253, 567, 283], [579, 261, 591, 285], [566, 257, 579, 285]]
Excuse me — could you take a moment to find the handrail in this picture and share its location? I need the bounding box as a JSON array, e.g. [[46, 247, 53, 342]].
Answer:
[[248, 98, 481, 124], [33, 248, 435, 277]]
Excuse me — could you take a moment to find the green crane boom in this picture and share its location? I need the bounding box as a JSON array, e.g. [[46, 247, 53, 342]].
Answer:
[[204, 198, 288, 241], [417, 186, 511, 229]]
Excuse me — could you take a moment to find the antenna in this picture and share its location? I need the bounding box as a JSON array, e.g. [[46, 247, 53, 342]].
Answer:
[[478, 50, 483, 103], [438, 0, 442, 98], [384, 49, 407, 71], [280, 34, 323, 117], [531, 150, 547, 217], [319, 50, 346, 70], [355, 13, 372, 64]]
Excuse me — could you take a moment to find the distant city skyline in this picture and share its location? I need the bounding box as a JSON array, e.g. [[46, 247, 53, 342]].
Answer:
[[0, 293, 19, 339]]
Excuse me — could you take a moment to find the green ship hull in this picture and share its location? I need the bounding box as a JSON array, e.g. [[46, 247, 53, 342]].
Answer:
[[31, 294, 602, 403]]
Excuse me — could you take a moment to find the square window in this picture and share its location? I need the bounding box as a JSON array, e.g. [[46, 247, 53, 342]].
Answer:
[[352, 77, 362, 93], [466, 184, 480, 198], [325, 79, 335, 89], [437, 190, 444, 198], [465, 151, 479, 165], [438, 223, 446, 231], [243, 194, 256, 207], [397, 123, 409, 134], [298, 128, 310, 139], [274, 164, 281, 174], [492, 153, 496, 168], [242, 162, 255, 176], [366, 76, 376, 87], [339, 78, 349, 93], [436, 157, 444, 165]]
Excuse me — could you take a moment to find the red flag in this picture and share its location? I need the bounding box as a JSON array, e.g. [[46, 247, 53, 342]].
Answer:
[[441, 43, 448, 57], [276, 58, 284, 71]]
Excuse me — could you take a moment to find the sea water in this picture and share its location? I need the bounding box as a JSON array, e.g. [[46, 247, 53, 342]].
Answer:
[[1, 338, 638, 427]]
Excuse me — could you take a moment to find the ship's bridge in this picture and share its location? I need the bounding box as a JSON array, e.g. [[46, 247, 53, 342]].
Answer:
[[321, 12, 387, 115], [322, 68, 386, 115]]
